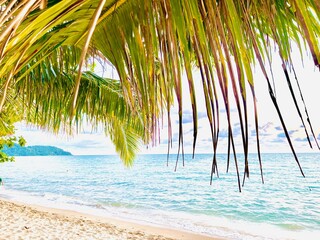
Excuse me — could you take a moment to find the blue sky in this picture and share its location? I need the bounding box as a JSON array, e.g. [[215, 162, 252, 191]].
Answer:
[[15, 46, 320, 155]]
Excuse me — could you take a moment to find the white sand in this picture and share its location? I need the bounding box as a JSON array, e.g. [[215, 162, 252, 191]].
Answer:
[[0, 198, 222, 240]]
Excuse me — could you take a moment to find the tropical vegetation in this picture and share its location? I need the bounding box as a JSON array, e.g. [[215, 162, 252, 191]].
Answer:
[[0, 0, 319, 190], [3, 144, 72, 156]]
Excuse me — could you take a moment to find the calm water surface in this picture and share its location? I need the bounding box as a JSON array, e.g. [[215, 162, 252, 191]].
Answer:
[[0, 153, 319, 239]]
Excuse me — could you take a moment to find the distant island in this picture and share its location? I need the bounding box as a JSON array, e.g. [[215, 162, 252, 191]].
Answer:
[[2, 144, 72, 156]]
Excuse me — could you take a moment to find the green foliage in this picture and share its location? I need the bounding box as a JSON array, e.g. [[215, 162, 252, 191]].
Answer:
[[106, 116, 144, 167], [0, 151, 14, 163], [2, 144, 72, 156], [0, 95, 21, 137], [18, 137, 26, 147], [0, 136, 26, 162], [0, 90, 26, 162]]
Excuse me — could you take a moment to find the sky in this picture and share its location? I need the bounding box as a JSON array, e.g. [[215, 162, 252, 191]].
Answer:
[[15, 45, 320, 156]]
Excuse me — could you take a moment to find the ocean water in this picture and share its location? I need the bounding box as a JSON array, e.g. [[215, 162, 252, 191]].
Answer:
[[0, 153, 319, 240]]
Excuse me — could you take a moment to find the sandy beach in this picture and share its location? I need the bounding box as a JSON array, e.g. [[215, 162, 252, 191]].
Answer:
[[0, 198, 221, 240]]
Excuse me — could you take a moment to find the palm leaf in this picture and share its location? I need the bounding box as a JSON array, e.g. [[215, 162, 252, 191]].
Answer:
[[13, 50, 148, 163], [0, 0, 319, 186]]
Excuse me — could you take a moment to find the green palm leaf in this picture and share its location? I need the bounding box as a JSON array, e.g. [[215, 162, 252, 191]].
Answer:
[[0, 1, 319, 188]]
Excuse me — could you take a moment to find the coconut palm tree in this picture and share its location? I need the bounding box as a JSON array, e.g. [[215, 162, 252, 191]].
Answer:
[[0, 0, 319, 190]]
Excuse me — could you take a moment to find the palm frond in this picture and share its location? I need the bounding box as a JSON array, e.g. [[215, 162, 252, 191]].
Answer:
[[13, 49, 148, 163], [0, 0, 319, 187], [105, 116, 143, 167]]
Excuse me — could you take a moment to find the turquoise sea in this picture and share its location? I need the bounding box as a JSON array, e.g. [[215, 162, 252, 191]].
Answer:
[[0, 153, 319, 239]]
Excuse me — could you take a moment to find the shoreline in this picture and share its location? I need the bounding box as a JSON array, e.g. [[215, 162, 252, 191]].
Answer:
[[0, 197, 223, 240]]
